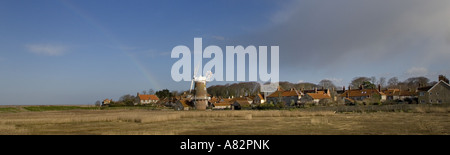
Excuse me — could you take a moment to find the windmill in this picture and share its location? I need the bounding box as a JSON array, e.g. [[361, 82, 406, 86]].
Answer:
[[189, 65, 213, 110]]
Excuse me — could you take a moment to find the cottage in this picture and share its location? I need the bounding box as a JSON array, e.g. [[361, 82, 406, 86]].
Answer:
[[266, 87, 302, 106], [253, 93, 265, 105], [231, 98, 252, 110], [339, 86, 386, 102], [212, 102, 231, 110], [418, 75, 450, 104], [102, 99, 112, 106], [383, 89, 417, 101], [137, 93, 160, 105], [174, 99, 192, 111], [301, 90, 331, 104], [211, 98, 233, 110]]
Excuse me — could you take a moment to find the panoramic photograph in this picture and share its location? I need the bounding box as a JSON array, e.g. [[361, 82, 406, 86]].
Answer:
[[1, 0, 449, 138]]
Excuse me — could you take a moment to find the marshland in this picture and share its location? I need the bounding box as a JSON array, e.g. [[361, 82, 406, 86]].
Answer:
[[0, 104, 449, 135]]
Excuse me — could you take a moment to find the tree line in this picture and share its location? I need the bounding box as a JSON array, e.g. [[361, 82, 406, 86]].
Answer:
[[97, 76, 438, 106]]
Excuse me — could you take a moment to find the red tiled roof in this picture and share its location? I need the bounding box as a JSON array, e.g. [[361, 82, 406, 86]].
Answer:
[[340, 89, 383, 97], [139, 94, 159, 100], [178, 99, 190, 107], [213, 102, 232, 106], [307, 93, 331, 99], [233, 99, 250, 106], [383, 89, 417, 96], [257, 93, 264, 99], [267, 89, 299, 98]]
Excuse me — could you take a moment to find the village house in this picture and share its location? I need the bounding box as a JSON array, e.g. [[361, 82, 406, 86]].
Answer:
[[208, 96, 219, 107], [102, 99, 112, 106], [212, 98, 233, 110], [418, 75, 450, 104], [253, 93, 265, 105], [137, 93, 160, 105], [231, 98, 252, 110], [383, 89, 417, 101], [300, 88, 332, 104], [174, 99, 192, 111], [339, 85, 386, 103], [266, 87, 302, 106]]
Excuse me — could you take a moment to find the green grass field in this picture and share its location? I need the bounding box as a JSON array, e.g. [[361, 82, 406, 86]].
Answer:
[[0, 104, 449, 135]]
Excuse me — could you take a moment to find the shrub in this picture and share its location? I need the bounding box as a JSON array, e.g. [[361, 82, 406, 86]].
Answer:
[[256, 103, 276, 110]]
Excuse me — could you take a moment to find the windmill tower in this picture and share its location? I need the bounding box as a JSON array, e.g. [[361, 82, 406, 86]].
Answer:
[[190, 65, 213, 110]]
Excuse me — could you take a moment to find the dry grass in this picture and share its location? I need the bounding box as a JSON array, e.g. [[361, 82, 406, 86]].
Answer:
[[413, 105, 450, 113], [0, 107, 448, 135]]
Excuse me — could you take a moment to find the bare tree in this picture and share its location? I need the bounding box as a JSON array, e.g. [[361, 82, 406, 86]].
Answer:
[[319, 79, 336, 89], [148, 89, 155, 95], [95, 100, 101, 107], [388, 77, 399, 88], [378, 77, 386, 88], [370, 76, 377, 85]]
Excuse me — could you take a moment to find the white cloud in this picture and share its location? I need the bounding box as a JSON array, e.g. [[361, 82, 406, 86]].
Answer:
[[26, 44, 67, 56], [406, 67, 428, 76]]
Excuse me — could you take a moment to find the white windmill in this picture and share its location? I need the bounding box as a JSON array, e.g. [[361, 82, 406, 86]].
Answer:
[[189, 65, 213, 110]]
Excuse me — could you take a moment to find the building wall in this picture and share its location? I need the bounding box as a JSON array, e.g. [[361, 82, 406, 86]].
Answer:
[[427, 82, 450, 104], [418, 91, 429, 104], [266, 96, 299, 106], [419, 82, 450, 104]]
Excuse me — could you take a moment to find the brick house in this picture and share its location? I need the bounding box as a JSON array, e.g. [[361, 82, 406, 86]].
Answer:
[[418, 75, 450, 104], [266, 87, 302, 106], [383, 89, 417, 101], [300, 89, 332, 104], [339, 86, 386, 102]]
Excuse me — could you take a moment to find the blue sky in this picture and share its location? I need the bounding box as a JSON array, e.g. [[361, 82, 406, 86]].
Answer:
[[1, 0, 449, 105]]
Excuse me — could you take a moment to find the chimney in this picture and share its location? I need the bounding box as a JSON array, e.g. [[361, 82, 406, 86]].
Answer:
[[137, 92, 140, 97], [348, 86, 351, 91], [439, 75, 449, 84], [343, 86, 345, 92], [378, 84, 381, 92]]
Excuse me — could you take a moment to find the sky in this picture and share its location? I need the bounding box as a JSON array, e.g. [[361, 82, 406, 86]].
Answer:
[[0, 0, 449, 105]]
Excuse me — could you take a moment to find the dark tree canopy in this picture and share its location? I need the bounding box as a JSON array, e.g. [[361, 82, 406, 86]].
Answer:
[[350, 77, 371, 88], [155, 89, 172, 99]]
